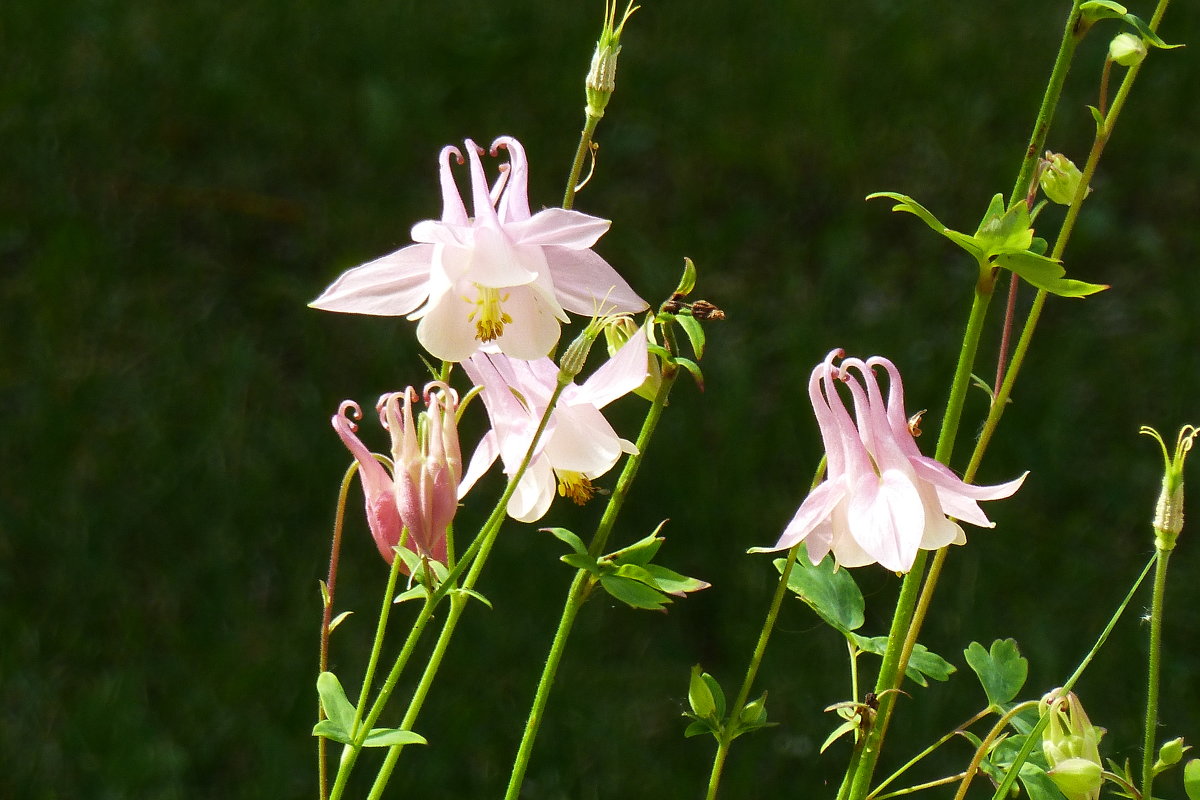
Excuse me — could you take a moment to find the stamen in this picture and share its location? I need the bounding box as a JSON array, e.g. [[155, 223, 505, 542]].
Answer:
[[466, 285, 513, 342], [554, 470, 595, 505]]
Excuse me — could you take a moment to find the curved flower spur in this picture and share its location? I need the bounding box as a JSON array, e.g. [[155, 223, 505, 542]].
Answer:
[[761, 350, 1026, 572], [310, 136, 647, 361], [331, 383, 463, 569]]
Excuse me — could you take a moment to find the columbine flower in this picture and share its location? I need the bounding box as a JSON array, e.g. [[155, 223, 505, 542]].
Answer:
[[1041, 689, 1105, 800], [761, 350, 1026, 572], [331, 383, 463, 567], [310, 136, 647, 362], [458, 328, 649, 523]]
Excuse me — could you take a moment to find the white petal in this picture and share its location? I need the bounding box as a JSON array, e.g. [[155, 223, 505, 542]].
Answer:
[[543, 247, 648, 315], [772, 480, 845, 551], [491, 286, 563, 361], [544, 405, 623, 475], [310, 244, 434, 315], [459, 431, 500, 499], [577, 328, 649, 409], [847, 470, 925, 572], [505, 208, 611, 248], [416, 290, 484, 362], [468, 224, 540, 287], [506, 457, 556, 523]]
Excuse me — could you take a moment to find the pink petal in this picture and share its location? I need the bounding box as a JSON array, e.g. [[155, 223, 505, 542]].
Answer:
[[544, 404, 624, 475], [543, 248, 648, 315], [437, 145, 469, 226], [491, 136, 531, 222], [772, 479, 846, 551], [459, 431, 500, 499], [310, 244, 434, 316], [847, 470, 925, 572], [505, 208, 612, 249], [576, 328, 650, 409]]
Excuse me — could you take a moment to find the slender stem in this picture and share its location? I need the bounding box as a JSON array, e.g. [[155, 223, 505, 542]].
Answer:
[[953, 701, 1040, 800], [504, 364, 679, 800], [354, 380, 573, 799], [703, 541, 803, 800], [563, 113, 602, 210], [867, 709, 991, 800], [875, 773, 969, 800], [847, 282, 993, 799], [989, 554, 1157, 800], [1141, 547, 1171, 800], [318, 464, 357, 800], [349, 552, 405, 736]]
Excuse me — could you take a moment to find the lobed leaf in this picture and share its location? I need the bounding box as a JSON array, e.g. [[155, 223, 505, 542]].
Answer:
[[964, 639, 1028, 708], [777, 548, 864, 633], [316, 672, 357, 739]]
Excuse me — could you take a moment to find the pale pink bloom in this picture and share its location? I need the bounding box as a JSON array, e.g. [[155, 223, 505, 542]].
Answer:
[[310, 136, 647, 362], [458, 328, 649, 523], [331, 383, 463, 567], [766, 350, 1025, 572]]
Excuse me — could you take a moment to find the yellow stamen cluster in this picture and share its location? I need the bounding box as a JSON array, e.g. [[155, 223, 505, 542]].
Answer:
[[555, 470, 595, 505], [467, 285, 512, 342]]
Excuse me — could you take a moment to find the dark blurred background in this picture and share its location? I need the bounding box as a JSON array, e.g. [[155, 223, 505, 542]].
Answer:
[[3, 1, 1199, 797]]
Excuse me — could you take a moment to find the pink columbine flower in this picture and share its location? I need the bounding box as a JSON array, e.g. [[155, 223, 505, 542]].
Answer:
[[331, 383, 463, 567], [458, 328, 649, 523], [310, 136, 647, 362], [763, 350, 1026, 572]]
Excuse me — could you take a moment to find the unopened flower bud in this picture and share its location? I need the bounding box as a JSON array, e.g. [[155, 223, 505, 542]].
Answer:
[[1040, 153, 1090, 206], [1041, 689, 1105, 800], [1109, 33, 1147, 67], [1141, 425, 1197, 551], [1158, 737, 1189, 768], [585, 2, 638, 118]]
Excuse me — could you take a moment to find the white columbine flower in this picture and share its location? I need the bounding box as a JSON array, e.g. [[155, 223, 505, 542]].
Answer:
[[310, 136, 647, 361]]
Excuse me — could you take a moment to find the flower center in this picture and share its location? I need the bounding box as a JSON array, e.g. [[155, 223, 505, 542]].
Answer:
[[468, 285, 512, 342], [554, 470, 595, 505]]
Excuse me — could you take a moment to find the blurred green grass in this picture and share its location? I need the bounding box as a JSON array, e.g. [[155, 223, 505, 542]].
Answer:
[[2, 0, 1198, 797]]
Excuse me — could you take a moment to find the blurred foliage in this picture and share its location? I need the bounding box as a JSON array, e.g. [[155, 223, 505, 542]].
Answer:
[[2, 0, 1198, 797]]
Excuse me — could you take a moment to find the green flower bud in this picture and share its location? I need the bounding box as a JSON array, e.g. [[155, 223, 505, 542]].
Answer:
[[1041, 690, 1105, 800], [1158, 737, 1189, 768], [1047, 757, 1104, 800], [1141, 425, 1197, 551], [1039, 153, 1089, 206], [585, 2, 638, 118], [1109, 33, 1147, 67]]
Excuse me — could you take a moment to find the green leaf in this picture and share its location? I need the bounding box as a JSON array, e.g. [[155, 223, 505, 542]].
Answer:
[[642, 564, 711, 596], [964, 639, 1028, 708], [393, 585, 428, 604], [672, 356, 705, 391], [312, 718, 354, 745], [993, 250, 1063, 285], [687, 665, 717, 719], [820, 719, 860, 754], [702, 671, 727, 719], [453, 587, 493, 609], [868, 191, 951, 238], [328, 610, 353, 632], [1088, 104, 1105, 132], [683, 718, 715, 738], [544, 526, 588, 556], [1017, 763, 1068, 800], [599, 574, 670, 610], [316, 672, 357, 738], [612, 562, 661, 586], [777, 547, 864, 633], [319, 579, 331, 607], [676, 314, 706, 360], [1080, 0, 1128, 24], [561, 552, 600, 574], [975, 195, 1034, 256], [675, 256, 697, 297], [848, 635, 954, 686], [736, 692, 769, 733], [1184, 758, 1200, 800], [361, 727, 428, 747], [605, 526, 666, 566], [1123, 13, 1182, 49]]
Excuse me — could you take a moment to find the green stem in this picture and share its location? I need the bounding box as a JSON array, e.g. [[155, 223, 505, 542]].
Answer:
[[704, 541, 803, 800], [330, 382, 571, 800], [846, 284, 993, 799], [350, 552, 406, 736], [563, 113, 602, 210], [318, 463, 357, 800], [953, 701, 1040, 800], [989, 554, 1157, 800], [867, 709, 990, 800], [504, 364, 679, 800], [1141, 546, 1171, 800]]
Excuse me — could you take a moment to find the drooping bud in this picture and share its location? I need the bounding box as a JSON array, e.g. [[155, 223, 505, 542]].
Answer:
[[585, 1, 639, 118], [1140, 425, 1197, 551], [1109, 33, 1148, 67], [1041, 689, 1105, 800], [1039, 153, 1090, 206]]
